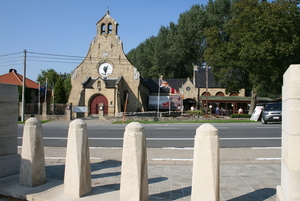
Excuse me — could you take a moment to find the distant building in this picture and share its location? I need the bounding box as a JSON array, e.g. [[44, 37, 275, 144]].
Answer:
[[0, 69, 41, 103]]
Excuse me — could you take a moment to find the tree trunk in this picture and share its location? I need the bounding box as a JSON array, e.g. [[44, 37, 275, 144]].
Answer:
[[248, 88, 257, 114]]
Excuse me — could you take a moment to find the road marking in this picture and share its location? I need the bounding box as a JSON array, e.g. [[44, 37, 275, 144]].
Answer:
[[220, 137, 281, 140], [256, 127, 280, 129], [163, 147, 194, 150], [255, 158, 281, 160], [251, 147, 281, 149], [155, 128, 180, 129], [152, 158, 193, 161], [18, 137, 282, 140]]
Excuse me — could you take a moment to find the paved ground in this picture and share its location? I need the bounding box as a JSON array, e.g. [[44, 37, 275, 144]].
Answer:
[[41, 159, 280, 201], [0, 119, 282, 200]]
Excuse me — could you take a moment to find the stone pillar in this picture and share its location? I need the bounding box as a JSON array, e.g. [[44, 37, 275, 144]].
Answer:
[[191, 123, 219, 201], [64, 119, 91, 198], [277, 64, 300, 201], [42, 102, 47, 116], [0, 83, 20, 178], [120, 122, 148, 201], [20, 117, 46, 187]]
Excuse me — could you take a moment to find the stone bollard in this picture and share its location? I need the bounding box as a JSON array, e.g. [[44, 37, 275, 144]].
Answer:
[[120, 122, 148, 201], [64, 119, 91, 198], [20, 117, 46, 187], [0, 83, 20, 178], [276, 64, 300, 201], [191, 123, 219, 201]]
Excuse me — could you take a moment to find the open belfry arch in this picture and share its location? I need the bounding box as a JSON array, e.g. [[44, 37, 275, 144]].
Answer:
[[68, 11, 149, 117]]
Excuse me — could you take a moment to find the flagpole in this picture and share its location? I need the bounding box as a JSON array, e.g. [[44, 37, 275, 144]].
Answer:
[[157, 78, 160, 118], [44, 78, 48, 103], [38, 82, 40, 115]]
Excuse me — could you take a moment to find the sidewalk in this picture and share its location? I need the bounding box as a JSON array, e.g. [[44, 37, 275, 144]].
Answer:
[[0, 147, 281, 201]]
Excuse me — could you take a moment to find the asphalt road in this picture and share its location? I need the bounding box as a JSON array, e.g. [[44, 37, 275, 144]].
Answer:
[[17, 122, 281, 148]]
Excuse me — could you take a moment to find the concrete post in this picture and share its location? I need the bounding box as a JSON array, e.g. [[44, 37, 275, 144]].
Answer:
[[191, 123, 219, 201], [120, 122, 148, 201], [0, 83, 20, 178], [277, 64, 300, 201], [64, 119, 91, 198], [19, 117, 46, 187]]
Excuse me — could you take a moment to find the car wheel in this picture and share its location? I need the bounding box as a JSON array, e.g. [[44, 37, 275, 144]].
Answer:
[[261, 117, 267, 124]]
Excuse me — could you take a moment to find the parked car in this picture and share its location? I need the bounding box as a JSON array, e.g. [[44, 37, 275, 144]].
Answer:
[[261, 102, 282, 124]]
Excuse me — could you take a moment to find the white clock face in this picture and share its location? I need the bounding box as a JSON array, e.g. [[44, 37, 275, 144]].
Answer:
[[98, 63, 113, 77]]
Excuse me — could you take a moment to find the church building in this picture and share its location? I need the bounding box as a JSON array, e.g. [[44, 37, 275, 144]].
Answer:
[[68, 11, 261, 118], [68, 11, 149, 117]]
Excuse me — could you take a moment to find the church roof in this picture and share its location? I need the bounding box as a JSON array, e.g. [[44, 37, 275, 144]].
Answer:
[[0, 69, 39, 89], [96, 10, 118, 25]]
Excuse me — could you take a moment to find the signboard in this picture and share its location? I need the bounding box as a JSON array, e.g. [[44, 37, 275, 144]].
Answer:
[[73, 106, 87, 113], [250, 106, 264, 121], [149, 95, 181, 110]]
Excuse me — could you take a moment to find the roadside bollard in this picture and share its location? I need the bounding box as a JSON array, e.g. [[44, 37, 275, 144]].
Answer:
[[20, 117, 46, 187], [120, 122, 149, 201], [64, 119, 91, 198], [191, 123, 220, 201]]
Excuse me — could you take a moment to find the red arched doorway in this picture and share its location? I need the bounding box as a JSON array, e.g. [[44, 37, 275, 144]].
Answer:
[[89, 95, 108, 115]]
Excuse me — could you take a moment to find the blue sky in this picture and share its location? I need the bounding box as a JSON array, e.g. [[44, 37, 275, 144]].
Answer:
[[0, 0, 208, 81]]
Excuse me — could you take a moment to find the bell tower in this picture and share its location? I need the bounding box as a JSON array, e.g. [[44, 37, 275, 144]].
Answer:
[[96, 10, 118, 36]]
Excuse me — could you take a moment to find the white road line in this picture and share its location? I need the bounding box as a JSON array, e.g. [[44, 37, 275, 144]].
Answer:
[[220, 137, 281, 140], [45, 156, 103, 160], [251, 147, 281, 149], [155, 128, 180, 129], [255, 158, 281, 160], [18, 137, 281, 140], [152, 158, 193, 161], [256, 127, 280, 129]]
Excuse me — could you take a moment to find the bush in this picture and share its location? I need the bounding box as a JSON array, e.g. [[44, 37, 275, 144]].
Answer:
[[184, 109, 205, 116], [230, 114, 252, 118]]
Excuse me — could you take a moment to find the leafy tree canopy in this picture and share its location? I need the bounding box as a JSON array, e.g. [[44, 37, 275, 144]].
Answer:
[[36, 69, 72, 103], [204, 0, 300, 113]]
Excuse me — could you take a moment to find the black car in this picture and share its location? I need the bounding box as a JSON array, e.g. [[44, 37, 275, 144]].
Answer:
[[261, 102, 282, 124]]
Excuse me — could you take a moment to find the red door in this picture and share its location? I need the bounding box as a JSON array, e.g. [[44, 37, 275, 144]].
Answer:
[[90, 95, 108, 115]]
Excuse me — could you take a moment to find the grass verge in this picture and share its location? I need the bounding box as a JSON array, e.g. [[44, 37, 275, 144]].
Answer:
[[113, 119, 257, 124]]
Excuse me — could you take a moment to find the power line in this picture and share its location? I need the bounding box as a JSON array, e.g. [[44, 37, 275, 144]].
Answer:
[[0, 52, 23, 57]]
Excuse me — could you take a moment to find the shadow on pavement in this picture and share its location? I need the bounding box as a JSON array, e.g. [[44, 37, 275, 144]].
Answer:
[[227, 188, 276, 201], [150, 186, 191, 200]]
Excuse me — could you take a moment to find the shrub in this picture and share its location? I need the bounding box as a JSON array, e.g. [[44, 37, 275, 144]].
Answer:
[[230, 114, 252, 118]]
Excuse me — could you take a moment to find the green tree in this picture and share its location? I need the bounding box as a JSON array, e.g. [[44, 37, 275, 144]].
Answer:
[[53, 76, 67, 103], [204, 0, 300, 113], [36, 69, 71, 103], [36, 69, 59, 90]]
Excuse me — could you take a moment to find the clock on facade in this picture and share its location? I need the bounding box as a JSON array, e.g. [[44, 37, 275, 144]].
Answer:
[[98, 62, 113, 77]]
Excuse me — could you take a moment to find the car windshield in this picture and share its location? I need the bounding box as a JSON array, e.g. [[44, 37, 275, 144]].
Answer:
[[264, 103, 281, 110]]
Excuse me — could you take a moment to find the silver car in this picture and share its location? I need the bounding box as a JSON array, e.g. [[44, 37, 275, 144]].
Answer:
[[261, 102, 282, 124]]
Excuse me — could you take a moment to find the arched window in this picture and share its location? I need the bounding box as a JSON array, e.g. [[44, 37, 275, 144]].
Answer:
[[201, 92, 211, 96], [230, 92, 238, 96], [108, 23, 113, 33], [216, 92, 225, 96], [101, 23, 106, 34]]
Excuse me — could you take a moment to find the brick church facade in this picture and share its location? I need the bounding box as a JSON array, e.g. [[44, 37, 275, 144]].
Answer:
[[68, 11, 149, 117]]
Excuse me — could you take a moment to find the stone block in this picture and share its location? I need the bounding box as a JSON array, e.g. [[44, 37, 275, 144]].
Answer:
[[191, 123, 219, 201], [20, 118, 46, 187], [0, 83, 20, 177], [120, 122, 148, 201], [281, 131, 300, 171], [64, 119, 91, 198]]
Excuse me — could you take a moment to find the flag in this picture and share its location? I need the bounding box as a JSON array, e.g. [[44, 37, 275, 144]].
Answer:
[[159, 78, 169, 88], [39, 85, 45, 96], [170, 87, 180, 94]]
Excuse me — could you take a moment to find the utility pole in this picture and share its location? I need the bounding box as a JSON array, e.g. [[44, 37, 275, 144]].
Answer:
[[205, 64, 208, 115], [21, 49, 26, 122]]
